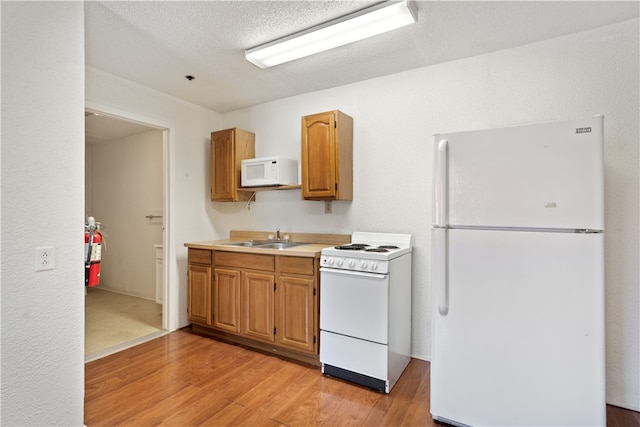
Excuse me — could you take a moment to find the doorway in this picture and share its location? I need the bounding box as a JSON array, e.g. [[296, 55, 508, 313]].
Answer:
[[85, 110, 168, 361]]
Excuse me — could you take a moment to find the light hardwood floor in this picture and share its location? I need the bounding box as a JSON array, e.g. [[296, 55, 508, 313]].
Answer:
[[85, 329, 640, 427], [85, 287, 165, 362]]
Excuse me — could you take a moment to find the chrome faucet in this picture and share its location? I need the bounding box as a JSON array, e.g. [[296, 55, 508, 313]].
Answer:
[[276, 228, 281, 240]]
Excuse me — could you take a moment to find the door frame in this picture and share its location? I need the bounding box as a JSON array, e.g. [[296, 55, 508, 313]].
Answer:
[[85, 101, 173, 331]]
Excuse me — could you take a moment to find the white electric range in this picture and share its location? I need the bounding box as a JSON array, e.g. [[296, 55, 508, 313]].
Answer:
[[319, 232, 412, 393]]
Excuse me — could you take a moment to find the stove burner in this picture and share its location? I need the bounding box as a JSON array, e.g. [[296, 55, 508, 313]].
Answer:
[[366, 248, 390, 253], [378, 245, 399, 250], [335, 243, 370, 250]]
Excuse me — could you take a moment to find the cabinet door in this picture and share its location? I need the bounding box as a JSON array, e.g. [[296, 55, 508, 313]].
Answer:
[[213, 268, 241, 333], [188, 264, 212, 326], [211, 128, 255, 202], [211, 130, 234, 201], [277, 275, 316, 353], [243, 272, 275, 342], [302, 111, 336, 199]]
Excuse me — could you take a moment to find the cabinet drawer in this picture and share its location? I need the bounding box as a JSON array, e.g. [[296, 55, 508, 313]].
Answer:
[[215, 251, 274, 271], [189, 249, 212, 265], [280, 256, 315, 275]]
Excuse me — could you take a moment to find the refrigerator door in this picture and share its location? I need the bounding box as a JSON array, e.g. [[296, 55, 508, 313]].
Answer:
[[433, 116, 604, 230], [430, 228, 605, 426]]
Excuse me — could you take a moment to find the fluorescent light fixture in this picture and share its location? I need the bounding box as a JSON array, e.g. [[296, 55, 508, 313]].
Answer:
[[245, 0, 417, 69]]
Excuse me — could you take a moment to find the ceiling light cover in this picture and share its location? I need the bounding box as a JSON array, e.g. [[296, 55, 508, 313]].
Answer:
[[245, 0, 418, 69]]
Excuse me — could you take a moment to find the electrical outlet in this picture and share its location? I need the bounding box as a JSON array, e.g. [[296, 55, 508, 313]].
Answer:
[[35, 246, 55, 271], [324, 200, 333, 214]]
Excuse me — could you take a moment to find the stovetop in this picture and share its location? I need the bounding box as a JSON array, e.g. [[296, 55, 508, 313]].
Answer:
[[320, 232, 412, 272], [322, 232, 411, 259], [323, 243, 410, 259]]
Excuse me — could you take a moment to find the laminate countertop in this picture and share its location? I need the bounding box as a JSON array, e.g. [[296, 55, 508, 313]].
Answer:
[[185, 230, 351, 258], [184, 240, 332, 258]]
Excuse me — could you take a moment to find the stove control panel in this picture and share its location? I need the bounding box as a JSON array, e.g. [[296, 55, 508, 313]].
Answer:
[[320, 256, 389, 274]]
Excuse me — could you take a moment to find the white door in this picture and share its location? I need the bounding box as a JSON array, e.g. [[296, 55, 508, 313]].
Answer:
[[433, 116, 604, 230], [320, 268, 389, 344], [431, 228, 605, 427]]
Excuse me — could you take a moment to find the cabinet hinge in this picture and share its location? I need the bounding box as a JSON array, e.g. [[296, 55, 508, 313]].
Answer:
[[335, 183, 338, 191], [313, 336, 316, 344], [274, 282, 276, 291], [273, 327, 276, 335], [313, 288, 316, 296], [334, 121, 337, 128]]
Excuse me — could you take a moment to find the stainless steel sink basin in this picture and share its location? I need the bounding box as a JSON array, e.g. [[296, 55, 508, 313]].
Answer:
[[256, 242, 302, 250], [221, 240, 303, 249], [222, 240, 270, 247]]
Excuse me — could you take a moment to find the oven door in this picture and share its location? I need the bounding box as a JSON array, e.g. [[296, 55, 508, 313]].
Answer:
[[320, 267, 389, 344]]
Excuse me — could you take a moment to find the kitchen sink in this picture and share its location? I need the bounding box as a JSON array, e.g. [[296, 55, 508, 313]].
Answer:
[[256, 242, 302, 250], [221, 240, 303, 249], [222, 240, 270, 247]]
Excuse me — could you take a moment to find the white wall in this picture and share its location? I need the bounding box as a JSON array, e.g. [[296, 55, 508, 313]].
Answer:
[[1, 2, 85, 425], [87, 130, 163, 300], [221, 19, 640, 409], [85, 67, 223, 329], [2, 2, 633, 423], [85, 18, 638, 410]]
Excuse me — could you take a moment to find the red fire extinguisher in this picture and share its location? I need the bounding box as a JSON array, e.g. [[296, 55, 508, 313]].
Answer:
[[85, 217, 103, 287]]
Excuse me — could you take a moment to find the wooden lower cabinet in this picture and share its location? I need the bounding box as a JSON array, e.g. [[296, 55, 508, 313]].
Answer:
[[277, 275, 315, 352], [188, 250, 319, 364], [213, 268, 241, 333], [187, 249, 213, 326], [277, 255, 317, 354], [243, 271, 275, 342]]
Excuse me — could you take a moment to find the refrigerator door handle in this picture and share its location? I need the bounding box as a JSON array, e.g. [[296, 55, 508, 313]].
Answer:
[[433, 228, 449, 315], [434, 139, 448, 227]]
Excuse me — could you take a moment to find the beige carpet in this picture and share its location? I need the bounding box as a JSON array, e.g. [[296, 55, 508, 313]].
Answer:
[[85, 287, 165, 362]]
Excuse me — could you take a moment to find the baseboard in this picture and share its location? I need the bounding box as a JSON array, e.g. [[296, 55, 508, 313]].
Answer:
[[85, 330, 168, 363], [89, 286, 156, 303], [606, 399, 640, 412], [191, 324, 320, 367]]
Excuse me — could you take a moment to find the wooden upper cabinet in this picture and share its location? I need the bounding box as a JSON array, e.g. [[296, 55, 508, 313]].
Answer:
[[211, 128, 255, 201], [301, 110, 353, 200]]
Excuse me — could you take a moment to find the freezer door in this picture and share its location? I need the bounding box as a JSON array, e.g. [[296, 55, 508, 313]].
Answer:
[[433, 116, 604, 230], [430, 229, 605, 427]]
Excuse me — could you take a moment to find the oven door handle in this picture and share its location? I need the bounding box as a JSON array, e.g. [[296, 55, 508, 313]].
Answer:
[[320, 267, 387, 280]]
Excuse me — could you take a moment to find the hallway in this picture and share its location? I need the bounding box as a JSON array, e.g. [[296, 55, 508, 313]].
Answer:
[[85, 287, 164, 362]]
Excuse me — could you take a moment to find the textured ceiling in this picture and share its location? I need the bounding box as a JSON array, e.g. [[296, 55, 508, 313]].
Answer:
[[84, 1, 639, 140]]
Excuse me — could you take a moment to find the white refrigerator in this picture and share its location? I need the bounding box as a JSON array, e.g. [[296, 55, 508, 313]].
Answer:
[[430, 116, 606, 426]]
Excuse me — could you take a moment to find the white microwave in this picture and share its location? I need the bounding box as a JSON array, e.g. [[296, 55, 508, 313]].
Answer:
[[241, 156, 298, 187]]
